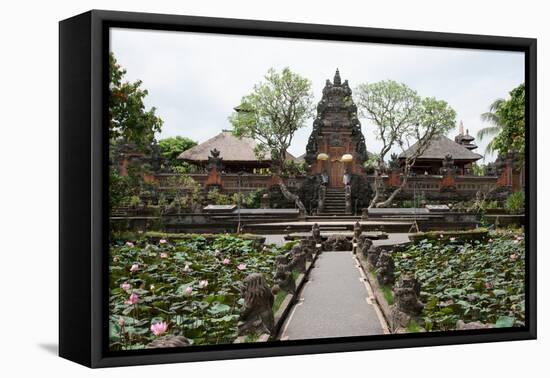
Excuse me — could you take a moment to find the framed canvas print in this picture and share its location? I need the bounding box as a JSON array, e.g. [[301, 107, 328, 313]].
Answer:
[[59, 10, 536, 368]]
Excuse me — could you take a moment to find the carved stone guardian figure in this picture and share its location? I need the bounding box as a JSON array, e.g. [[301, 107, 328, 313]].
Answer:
[[289, 244, 306, 273], [323, 234, 352, 251], [393, 273, 423, 315], [300, 238, 316, 261], [272, 255, 296, 294], [356, 235, 373, 258], [311, 223, 322, 244], [376, 251, 395, 286], [366, 244, 381, 269], [237, 273, 275, 336]]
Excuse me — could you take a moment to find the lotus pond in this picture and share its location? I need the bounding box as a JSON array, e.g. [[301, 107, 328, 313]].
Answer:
[[393, 230, 525, 331], [109, 234, 283, 350]]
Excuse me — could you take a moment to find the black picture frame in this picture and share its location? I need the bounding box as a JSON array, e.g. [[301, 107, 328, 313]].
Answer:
[[59, 9, 537, 368]]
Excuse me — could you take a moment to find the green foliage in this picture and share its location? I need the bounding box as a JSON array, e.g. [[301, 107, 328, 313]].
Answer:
[[471, 163, 487, 176], [109, 53, 163, 150], [363, 153, 381, 171], [282, 160, 307, 177], [394, 231, 525, 331], [109, 235, 283, 349], [109, 168, 132, 209], [229, 67, 315, 170], [492, 84, 525, 158], [381, 286, 394, 305], [160, 175, 202, 211], [400, 200, 415, 208], [272, 291, 288, 313], [406, 320, 421, 333], [207, 189, 265, 209], [355, 80, 421, 161], [206, 188, 232, 205], [505, 191, 525, 214], [158, 136, 197, 170], [479, 84, 525, 157]]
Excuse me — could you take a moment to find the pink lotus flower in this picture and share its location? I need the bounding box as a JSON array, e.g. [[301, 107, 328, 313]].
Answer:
[[185, 286, 193, 295], [160, 252, 168, 259], [485, 282, 494, 290], [183, 264, 190, 272], [118, 316, 125, 327], [516, 235, 524, 241], [150, 321, 168, 336], [199, 280, 208, 289], [449, 237, 456, 242], [488, 238, 494, 243], [125, 292, 139, 305], [130, 264, 139, 272], [159, 239, 167, 244], [126, 241, 134, 248], [120, 282, 131, 291], [223, 258, 230, 265], [237, 263, 247, 271]]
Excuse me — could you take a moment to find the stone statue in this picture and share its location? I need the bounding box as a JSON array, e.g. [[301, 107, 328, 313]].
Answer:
[[440, 154, 456, 175], [388, 153, 400, 170], [376, 251, 395, 286], [323, 234, 352, 251], [393, 273, 423, 316], [147, 335, 191, 349], [207, 148, 223, 171], [237, 273, 275, 336], [311, 223, 322, 244], [273, 255, 296, 294], [289, 244, 306, 273], [356, 235, 373, 258], [300, 238, 316, 261], [366, 244, 381, 269]]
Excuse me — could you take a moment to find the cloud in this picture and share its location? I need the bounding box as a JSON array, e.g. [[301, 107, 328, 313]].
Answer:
[[111, 28, 524, 162]]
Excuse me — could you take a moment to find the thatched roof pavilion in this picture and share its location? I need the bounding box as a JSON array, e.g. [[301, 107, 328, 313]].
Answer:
[[178, 130, 296, 172], [399, 135, 482, 175]]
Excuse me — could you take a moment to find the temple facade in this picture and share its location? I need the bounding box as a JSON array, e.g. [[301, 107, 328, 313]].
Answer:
[[304, 69, 368, 187], [116, 69, 523, 215]]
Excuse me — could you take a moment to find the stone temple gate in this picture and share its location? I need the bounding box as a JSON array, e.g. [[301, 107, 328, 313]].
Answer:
[[305, 69, 368, 188]]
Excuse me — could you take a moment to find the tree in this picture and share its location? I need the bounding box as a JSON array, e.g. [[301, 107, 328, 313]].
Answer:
[[478, 83, 525, 158], [355, 81, 456, 207], [477, 98, 506, 155], [109, 52, 163, 150], [491, 84, 525, 158], [158, 136, 197, 171], [229, 67, 315, 212], [109, 53, 164, 211]]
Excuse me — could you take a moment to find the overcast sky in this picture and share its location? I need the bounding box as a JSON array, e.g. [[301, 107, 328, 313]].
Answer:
[[110, 28, 524, 162]]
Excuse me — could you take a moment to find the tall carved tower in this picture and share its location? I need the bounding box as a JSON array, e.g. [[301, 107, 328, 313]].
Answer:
[[305, 69, 368, 187]]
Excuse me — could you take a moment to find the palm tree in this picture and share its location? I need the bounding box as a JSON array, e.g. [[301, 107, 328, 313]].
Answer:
[[478, 98, 506, 155]]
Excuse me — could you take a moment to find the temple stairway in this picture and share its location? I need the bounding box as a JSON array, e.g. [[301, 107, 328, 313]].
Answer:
[[319, 187, 351, 216]]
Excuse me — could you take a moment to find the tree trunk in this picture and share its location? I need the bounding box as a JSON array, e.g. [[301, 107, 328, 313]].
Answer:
[[375, 175, 409, 208], [279, 180, 306, 214], [368, 172, 382, 209]]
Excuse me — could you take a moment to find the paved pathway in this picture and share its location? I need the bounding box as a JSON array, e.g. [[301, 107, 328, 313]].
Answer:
[[279, 251, 387, 340]]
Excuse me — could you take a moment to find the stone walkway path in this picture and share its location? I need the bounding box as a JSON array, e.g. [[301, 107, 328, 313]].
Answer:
[[279, 251, 387, 340]]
